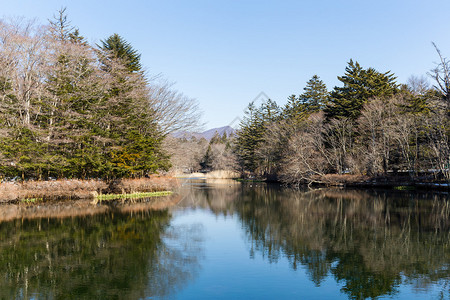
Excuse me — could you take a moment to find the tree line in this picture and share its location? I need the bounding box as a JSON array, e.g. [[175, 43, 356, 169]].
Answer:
[[0, 9, 200, 180], [235, 54, 450, 184]]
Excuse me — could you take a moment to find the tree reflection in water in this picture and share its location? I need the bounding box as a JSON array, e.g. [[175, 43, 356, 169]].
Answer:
[[181, 182, 449, 299], [0, 209, 204, 299], [0, 182, 448, 299]]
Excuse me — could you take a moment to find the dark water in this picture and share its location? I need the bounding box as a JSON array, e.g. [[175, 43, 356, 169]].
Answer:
[[0, 181, 449, 299]]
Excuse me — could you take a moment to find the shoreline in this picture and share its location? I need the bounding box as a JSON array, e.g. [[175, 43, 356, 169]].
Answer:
[[0, 175, 448, 222], [0, 176, 179, 204], [242, 173, 450, 191], [310, 174, 450, 191]]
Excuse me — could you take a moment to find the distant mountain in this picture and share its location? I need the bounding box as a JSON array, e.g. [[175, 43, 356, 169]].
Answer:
[[172, 126, 236, 141], [200, 126, 235, 140]]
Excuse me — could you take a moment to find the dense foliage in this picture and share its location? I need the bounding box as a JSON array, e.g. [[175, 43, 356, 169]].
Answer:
[[235, 60, 450, 184], [0, 12, 199, 180]]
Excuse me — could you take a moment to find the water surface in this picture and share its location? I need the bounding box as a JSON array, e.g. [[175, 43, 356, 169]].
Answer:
[[0, 181, 449, 299]]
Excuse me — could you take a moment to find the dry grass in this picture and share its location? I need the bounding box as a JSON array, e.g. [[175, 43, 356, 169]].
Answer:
[[0, 176, 179, 203], [205, 170, 240, 179], [116, 177, 178, 193]]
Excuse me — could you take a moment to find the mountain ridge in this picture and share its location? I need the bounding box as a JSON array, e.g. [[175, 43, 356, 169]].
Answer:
[[172, 126, 236, 140]]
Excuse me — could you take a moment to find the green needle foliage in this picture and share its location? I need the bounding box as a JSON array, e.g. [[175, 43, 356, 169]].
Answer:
[[325, 60, 398, 120], [235, 99, 280, 174], [284, 75, 328, 121], [100, 33, 142, 72]]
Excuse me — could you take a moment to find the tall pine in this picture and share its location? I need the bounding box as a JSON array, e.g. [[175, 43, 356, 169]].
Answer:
[[326, 60, 397, 120], [299, 75, 328, 112], [284, 75, 328, 121], [100, 34, 142, 72]]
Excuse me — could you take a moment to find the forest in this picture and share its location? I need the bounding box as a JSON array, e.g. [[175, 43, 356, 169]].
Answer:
[[232, 57, 450, 185], [172, 54, 450, 186], [1, 9, 449, 185], [0, 9, 200, 180]]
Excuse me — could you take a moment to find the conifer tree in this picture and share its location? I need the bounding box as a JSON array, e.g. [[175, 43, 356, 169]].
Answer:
[[284, 75, 328, 122], [235, 100, 280, 174], [283, 94, 306, 120], [299, 75, 328, 112], [100, 34, 142, 72], [326, 60, 397, 120]]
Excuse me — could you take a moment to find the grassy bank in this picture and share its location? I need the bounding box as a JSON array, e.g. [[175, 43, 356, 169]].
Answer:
[[0, 176, 179, 203], [95, 191, 173, 202]]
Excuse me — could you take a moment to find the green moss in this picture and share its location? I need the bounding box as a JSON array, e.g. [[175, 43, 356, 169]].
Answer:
[[21, 198, 43, 203], [393, 186, 416, 191], [96, 191, 173, 201]]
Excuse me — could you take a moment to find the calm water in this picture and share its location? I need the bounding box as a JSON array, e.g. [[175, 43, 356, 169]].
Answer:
[[0, 181, 449, 299]]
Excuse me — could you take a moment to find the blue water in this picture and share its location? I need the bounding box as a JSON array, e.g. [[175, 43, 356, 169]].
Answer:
[[167, 207, 448, 300], [170, 209, 347, 299], [0, 182, 448, 299]]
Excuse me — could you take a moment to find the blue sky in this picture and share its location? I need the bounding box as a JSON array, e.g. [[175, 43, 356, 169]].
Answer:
[[2, 0, 450, 129]]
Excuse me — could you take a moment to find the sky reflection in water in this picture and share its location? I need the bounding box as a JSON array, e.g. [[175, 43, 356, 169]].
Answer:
[[0, 182, 448, 299]]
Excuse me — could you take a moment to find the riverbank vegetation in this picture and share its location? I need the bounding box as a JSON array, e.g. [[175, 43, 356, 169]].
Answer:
[[95, 191, 173, 202], [0, 176, 178, 203], [0, 9, 200, 181], [235, 56, 450, 186]]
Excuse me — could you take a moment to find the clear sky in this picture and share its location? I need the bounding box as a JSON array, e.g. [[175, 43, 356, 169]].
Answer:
[[2, 0, 450, 129]]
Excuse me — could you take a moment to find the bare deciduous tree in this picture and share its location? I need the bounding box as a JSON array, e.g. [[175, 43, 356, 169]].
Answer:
[[324, 117, 354, 174], [148, 80, 203, 136], [423, 101, 450, 181], [0, 19, 49, 128], [279, 112, 332, 184], [407, 75, 430, 96], [429, 43, 450, 110], [358, 97, 397, 175]]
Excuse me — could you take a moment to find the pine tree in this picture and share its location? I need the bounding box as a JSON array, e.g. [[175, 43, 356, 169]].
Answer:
[[100, 34, 142, 72], [235, 100, 280, 174], [398, 84, 430, 115], [284, 75, 328, 122], [326, 60, 397, 120], [68, 29, 87, 45], [299, 75, 328, 113]]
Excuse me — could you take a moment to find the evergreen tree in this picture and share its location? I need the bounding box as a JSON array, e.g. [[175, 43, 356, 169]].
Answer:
[[97, 35, 170, 178], [200, 145, 213, 171], [398, 84, 431, 115], [100, 34, 142, 72], [284, 75, 328, 122], [326, 60, 397, 120], [284, 94, 306, 120], [68, 29, 87, 45], [235, 100, 280, 174], [299, 75, 328, 112]]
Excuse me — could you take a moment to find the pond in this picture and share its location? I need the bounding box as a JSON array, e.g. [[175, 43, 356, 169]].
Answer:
[[0, 180, 449, 299]]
